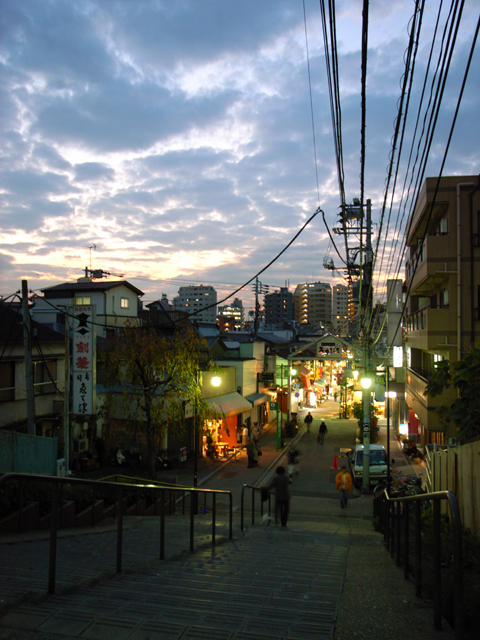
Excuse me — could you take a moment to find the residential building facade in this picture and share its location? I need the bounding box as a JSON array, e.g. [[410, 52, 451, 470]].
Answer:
[[174, 284, 217, 323], [293, 282, 332, 330], [0, 302, 66, 437], [332, 284, 350, 336], [404, 175, 480, 445], [264, 287, 293, 329], [217, 298, 244, 330], [32, 278, 144, 337]]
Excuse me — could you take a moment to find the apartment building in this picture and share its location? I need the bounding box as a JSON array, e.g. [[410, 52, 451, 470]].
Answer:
[[217, 298, 244, 330], [332, 284, 350, 336], [293, 282, 332, 330], [264, 287, 293, 329], [404, 175, 480, 445], [173, 285, 217, 323]]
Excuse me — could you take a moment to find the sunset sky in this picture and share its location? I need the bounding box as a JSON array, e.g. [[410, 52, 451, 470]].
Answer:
[[1, 0, 478, 315]]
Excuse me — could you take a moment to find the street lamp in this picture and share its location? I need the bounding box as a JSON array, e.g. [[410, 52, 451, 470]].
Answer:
[[287, 366, 297, 422], [360, 376, 372, 390], [385, 390, 397, 490]]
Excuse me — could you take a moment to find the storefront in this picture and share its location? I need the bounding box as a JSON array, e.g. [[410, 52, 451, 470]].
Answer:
[[204, 392, 252, 457], [245, 393, 270, 436]]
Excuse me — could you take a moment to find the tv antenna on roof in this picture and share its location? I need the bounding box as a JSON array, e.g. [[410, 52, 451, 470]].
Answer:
[[86, 243, 97, 269], [85, 267, 125, 280]]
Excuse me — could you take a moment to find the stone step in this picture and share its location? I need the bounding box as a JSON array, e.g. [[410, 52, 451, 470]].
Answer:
[[1, 518, 349, 639]]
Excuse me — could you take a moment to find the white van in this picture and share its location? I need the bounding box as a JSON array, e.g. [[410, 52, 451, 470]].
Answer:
[[348, 444, 388, 487]]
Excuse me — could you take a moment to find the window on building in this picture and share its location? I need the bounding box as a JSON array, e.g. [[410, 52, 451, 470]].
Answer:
[[0, 362, 15, 402], [75, 296, 91, 305], [33, 360, 57, 396], [120, 297, 129, 309], [439, 218, 448, 234], [439, 289, 449, 308]]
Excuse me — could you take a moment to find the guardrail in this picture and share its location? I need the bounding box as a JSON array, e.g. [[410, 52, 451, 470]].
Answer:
[[375, 488, 464, 640], [0, 472, 232, 594]]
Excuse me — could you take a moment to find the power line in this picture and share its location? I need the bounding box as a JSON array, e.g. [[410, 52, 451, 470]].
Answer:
[[302, 0, 321, 204]]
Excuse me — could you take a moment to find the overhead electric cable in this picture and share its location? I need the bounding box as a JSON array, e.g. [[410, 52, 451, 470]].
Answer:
[[319, 0, 350, 274], [34, 207, 325, 331], [303, 0, 321, 203], [386, 8, 478, 349], [380, 0, 450, 301], [373, 1, 425, 302], [363, 0, 424, 338]]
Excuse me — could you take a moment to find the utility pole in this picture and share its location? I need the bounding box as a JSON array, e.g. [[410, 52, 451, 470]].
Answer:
[[361, 199, 373, 490], [22, 280, 35, 435], [254, 277, 260, 338], [64, 308, 71, 475], [252, 278, 269, 338], [330, 196, 375, 490]]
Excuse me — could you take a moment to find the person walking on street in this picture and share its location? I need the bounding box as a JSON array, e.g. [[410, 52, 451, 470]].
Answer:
[[263, 465, 291, 527], [304, 411, 313, 434], [287, 446, 300, 477], [335, 465, 353, 508], [253, 436, 262, 466], [318, 421, 328, 444]]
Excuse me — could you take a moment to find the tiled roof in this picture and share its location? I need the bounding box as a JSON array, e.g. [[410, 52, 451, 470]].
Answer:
[[41, 280, 144, 297]]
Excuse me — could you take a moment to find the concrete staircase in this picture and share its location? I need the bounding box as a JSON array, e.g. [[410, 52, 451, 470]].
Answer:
[[1, 515, 349, 639]]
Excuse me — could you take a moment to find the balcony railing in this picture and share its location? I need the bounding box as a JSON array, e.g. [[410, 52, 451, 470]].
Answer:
[[405, 233, 453, 294], [0, 386, 15, 402]]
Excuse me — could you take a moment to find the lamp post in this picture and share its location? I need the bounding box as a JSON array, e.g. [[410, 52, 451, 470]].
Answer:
[[385, 389, 397, 492], [360, 374, 372, 491], [287, 366, 296, 422]]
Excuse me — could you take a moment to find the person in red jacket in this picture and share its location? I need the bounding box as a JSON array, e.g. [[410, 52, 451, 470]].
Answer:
[[335, 465, 353, 509]]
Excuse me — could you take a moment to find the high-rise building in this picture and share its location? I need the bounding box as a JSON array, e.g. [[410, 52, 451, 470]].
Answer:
[[217, 298, 244, 330], [264, 287, 293, 328], [293, 282, 332, 329], [173, 284, 217, 323], [332, 284, 350, 336]]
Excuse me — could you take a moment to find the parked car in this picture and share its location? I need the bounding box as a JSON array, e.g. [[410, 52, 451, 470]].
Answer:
[[347, 444, 388, 487]]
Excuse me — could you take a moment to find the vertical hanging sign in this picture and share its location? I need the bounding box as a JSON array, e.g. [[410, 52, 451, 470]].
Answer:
[[72, 305, 96, 416]]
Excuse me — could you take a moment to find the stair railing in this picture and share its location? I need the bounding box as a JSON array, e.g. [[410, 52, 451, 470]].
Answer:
[[0, 472, 232, 594], [240, 483, 274, 530], [375, 488, 464, 640]]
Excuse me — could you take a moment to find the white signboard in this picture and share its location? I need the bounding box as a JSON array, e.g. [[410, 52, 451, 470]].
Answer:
[[72, 305, 96, 415], [393, 346, 403, 368]]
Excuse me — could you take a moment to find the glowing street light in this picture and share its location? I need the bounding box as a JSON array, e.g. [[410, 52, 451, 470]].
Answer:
[[360, 376, 372, 389]]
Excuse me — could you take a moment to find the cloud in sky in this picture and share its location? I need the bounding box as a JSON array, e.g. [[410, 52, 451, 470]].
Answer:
[[1, 0, 479, 312]]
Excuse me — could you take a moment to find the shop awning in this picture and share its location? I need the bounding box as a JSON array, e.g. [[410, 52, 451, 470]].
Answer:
[[245, 392, 269, 406], [206, 392, 252, 417]]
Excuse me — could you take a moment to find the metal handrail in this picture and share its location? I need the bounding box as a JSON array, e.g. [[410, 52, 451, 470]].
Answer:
[[240, 483, 273, 531], [376, 488, 464, 640], [0, 472, 232, 594]]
